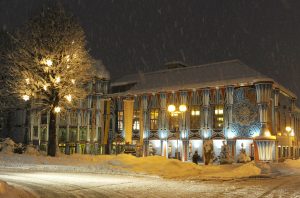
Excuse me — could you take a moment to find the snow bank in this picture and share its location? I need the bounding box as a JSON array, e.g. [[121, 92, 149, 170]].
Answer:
[[0, 180, 34, 198], [0, 153, 262, 180], [24, 145, 40, 156], [284, 159, 300, 169]]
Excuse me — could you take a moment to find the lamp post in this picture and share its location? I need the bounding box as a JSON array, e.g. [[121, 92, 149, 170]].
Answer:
[[22, 95, 30, 145], [286, 126, 295, 159], [168, 104, 187, 160]]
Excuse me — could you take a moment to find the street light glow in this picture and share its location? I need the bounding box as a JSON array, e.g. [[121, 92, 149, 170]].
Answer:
[[286, 126, 292, 132]]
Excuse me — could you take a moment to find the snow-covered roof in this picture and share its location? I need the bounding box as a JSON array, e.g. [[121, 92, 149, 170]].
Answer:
[[111, 59, 297, 98]]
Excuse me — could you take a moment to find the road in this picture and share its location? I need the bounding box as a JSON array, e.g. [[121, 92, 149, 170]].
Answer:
[[0, 169, 300, 198]]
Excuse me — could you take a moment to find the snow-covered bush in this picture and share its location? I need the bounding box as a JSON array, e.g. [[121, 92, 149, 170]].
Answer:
[[0, 138, 16, 154], [219, 141, 234, 164], [203, 140, 214, 165], [237, 143, 251, 163]]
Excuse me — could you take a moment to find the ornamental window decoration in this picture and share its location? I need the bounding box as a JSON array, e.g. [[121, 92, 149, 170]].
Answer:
[[117, 111, 124, 131], [150, 109, 159, 130], [133, 110, 140, 130]]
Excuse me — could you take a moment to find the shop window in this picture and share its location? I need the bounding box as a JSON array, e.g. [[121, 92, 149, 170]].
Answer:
[[214, 105, 224, 129], [190, 106, 200, 129], [118, 111, 124, 131], [41, 113, 47, 124], [79, 127, 87, 141], [133, 110, 140, 130], [150, 109, 159, 130]]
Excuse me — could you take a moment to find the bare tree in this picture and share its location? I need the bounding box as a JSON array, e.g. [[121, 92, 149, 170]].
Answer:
[[1, 5, 93, 156]]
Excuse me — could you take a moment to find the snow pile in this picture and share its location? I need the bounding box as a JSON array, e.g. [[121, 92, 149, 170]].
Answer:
[[284, 159, 300, 169], [114, 155, 203, 179], [0, 180, 34, 198], [0, 138, 15, 154], [24, 145, 40, 156], [0, 153, 262, 180]]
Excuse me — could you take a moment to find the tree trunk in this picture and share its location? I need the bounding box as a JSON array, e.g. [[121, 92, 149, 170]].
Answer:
[[48, 110, 57, 156]]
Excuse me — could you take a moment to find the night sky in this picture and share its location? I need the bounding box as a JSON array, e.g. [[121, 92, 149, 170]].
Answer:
[[0, 0, 299, 104]]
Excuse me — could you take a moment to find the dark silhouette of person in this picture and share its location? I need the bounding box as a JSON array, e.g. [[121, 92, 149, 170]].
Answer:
[[192, 151, 200, 164]]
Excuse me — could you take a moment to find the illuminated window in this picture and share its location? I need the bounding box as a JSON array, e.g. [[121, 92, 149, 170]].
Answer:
[[118, 111, 124, 131], [133, 110, 140, 130], [190, 106, 200, 129], [214, 105, 224, 129], [150, 109, 159, 130]]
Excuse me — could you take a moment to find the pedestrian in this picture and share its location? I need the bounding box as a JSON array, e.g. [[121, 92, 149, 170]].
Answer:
[[192, 151, 200, 164]]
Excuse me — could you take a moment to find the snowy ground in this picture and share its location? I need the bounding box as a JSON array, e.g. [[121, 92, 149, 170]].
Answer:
[[0, 152, 300, 197]]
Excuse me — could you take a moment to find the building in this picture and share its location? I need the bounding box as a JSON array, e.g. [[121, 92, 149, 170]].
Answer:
[[2, 59, 300, 162], [110, 60, 300, 162]]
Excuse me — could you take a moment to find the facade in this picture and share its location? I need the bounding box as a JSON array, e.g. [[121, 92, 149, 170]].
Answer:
[[110, 60, 300, 162], [2, 59, 300, 162]]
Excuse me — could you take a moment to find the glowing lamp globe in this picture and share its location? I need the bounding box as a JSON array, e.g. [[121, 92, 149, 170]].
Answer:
[[168, 104, 175, 112], [285, 126, 292, 132], [179, 104, 187, 112]]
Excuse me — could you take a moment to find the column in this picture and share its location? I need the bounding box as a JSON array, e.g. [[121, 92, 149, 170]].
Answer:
[[202, 88, 210, 138], [94, 96, 101, 155], [142, 94, 149, 156], [255, 82, 273, 136], [160, 92, 168, 158], [85, 95, 92, 154], [225, 86, 234, 138], [273, 88, 279, 135], [180, 91, 188, 161], [76, 109, 81, 153], [65, 110, 70, 155], [254, 82, 275, 161]]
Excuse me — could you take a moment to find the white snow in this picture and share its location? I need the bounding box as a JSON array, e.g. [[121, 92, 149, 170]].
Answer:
[[0, 152, 261, 180], [0, 180, 34, 198]]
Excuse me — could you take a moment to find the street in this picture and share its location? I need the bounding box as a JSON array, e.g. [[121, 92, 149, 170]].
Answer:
[[0, 169, 299, 198]]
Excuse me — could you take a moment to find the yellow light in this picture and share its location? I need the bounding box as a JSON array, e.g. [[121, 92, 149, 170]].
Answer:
[[65, 94, 72, 102], [22, 95, 30, 101], [286, 126, 292, 132], [55, 76, 61, 83], [71, 79, 75, 84], [43, 85, 48, 91], [66, 55, 70, 62], [215, 109, 219, 115], [45, 59, 53, 67], [54, 106, 61, 113], [25, 78, 30, 84], [291, 131, 295, 137], [179, 104, 187, 112], [219, 109, 223, 115], [168, 104, 175, 112], [265, 131, 271, 137]]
